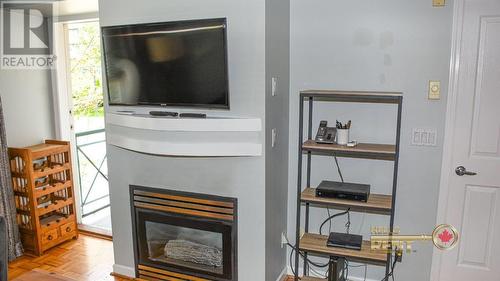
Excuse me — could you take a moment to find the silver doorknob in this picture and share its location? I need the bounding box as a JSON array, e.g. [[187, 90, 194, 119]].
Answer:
[[455, 166, 477, 176]]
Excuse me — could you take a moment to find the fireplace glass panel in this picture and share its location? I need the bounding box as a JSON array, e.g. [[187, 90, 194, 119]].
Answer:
[[145, 221, 224, 274], [131, 186, 237, 281]]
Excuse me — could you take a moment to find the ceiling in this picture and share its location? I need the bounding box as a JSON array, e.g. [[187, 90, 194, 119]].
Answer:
[[54, 0, 98, 16], [2, 0, 98, 17]]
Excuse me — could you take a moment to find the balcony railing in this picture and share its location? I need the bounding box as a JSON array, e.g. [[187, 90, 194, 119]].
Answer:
[[75, 128, 109, 218]]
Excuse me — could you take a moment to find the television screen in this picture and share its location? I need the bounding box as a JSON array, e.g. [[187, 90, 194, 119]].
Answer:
[[102, 18, 229, 109]]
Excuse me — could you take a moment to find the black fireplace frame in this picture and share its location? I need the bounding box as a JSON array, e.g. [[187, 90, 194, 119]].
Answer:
[[130, 185, 238, 281]]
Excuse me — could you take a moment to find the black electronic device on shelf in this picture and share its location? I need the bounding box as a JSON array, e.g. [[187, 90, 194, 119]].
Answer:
[[149, 111, 178, 117], [316, 180, 370, 202], [327, 232, 363, 250], [179, 113, 207, 118]]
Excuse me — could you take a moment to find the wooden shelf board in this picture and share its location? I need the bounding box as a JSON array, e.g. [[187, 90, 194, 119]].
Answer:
[[37, 199, 74, 216], [33, 163, 70, 178], [299, 233, 387, 266], [39, 214, 74, 229], [35, 181, 72, 198], [300, 90, 402, 104], [302, 140, 396, 160], [27, 143, 68, 159], [301, 188, 392, 215]]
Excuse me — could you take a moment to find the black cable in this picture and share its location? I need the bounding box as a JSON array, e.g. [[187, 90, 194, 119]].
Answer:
[[289, 245, 297, 277], [346, 210, 351, 234], [319, 208, 350, 235], [380, 253, 398, 281], [333, 154, 344, 183], [327, 208, 332, 233], [287, 242, 329, 268]]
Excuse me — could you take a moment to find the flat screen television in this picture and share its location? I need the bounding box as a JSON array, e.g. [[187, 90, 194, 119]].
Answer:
[[102, 18, 229, 109]]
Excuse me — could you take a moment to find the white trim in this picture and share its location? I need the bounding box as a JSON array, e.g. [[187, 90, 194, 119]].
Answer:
[[53, 12, 99, 23], [106, 113, 262, 132], [430, 0, 465, 280], [52, 21, 72, 141], [275, 267, 287, 281], [107, 132, 262, 157], [112, 264, 136, 278]]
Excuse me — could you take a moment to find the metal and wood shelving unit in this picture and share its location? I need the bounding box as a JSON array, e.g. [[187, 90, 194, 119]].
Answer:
[[294, 90, 403, 281], [9, 140, 78, 256]]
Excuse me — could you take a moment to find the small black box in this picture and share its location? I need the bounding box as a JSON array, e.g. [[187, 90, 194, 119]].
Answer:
[[327, 232, 363, 251], [315, 180, 370, 202]]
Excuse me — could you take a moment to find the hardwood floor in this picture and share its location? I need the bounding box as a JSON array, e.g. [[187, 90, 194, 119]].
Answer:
[[8, 234, 298, 281], [8, 234, 130, 281]]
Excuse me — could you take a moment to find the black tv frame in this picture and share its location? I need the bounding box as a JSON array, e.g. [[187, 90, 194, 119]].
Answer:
[[101, 18, 230, 110]]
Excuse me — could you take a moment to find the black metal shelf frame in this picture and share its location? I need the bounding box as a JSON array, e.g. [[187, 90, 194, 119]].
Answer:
[[294, 90, 403, 281]]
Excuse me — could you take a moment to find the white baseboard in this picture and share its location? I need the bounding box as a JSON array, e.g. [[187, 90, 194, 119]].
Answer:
[[285, 266, 377, 281], [112, 264, 136, 278], [276, 267, 287, 281]]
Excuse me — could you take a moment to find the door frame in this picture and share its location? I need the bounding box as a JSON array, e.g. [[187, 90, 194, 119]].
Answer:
[[51, 17, 100, 226], [430, 0, 465, 280]]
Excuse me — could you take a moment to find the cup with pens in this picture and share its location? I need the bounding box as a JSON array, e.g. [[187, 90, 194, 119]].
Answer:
[[336, 120, 351, 145]]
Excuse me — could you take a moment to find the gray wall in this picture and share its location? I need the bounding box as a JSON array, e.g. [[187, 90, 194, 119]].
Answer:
[[0, 10, 55, 147], [287, 0, 453, 280], [99, 0, 273, 280], [0, 69, 55, 147], [265, 0, 290, 280]]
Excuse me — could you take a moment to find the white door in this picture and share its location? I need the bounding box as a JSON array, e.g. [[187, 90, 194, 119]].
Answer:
[[436, 0, 500, 280]]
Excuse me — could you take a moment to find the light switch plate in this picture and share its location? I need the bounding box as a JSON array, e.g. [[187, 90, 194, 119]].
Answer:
[[429, 80, 441, 100], [433, 0, 445, 6], [411, 128, 437, 146]]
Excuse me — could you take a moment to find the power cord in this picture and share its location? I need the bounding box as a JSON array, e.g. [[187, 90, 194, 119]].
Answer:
[[319, 208, 351, 235], [333, 154, 344, 183], [285, 236, 330, 279], [380, 252, 398, 281]]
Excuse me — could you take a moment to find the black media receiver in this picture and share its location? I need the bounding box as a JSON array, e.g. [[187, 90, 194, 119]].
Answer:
[[327, 232, 363, 250], [315, 180, 370, 202]]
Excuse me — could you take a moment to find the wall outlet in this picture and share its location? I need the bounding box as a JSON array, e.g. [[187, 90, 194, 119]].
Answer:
[[411, 128, 437, 146], [271, 77, 277, 96], [271, 128, 277, 147]]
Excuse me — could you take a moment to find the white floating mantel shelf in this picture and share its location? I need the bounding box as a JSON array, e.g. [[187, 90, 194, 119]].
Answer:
[[105, 113, 263, 157], [106, 113, 262, 132]]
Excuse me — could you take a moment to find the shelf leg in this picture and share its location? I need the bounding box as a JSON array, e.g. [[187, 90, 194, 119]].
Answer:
[[303, 95, 313, 276], [328, 257, 346, 281], [294, 95, 305, 281]]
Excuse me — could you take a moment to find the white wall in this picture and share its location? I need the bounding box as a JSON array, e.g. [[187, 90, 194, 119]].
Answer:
[[287, 1, 453, 280], [0, 69, 55, 147]]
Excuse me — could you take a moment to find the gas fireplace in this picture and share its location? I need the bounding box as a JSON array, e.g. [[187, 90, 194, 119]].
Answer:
[[130, 185, 237, 281]]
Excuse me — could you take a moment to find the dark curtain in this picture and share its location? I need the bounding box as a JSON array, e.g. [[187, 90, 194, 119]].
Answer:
[[0, 96, 23, 260]]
